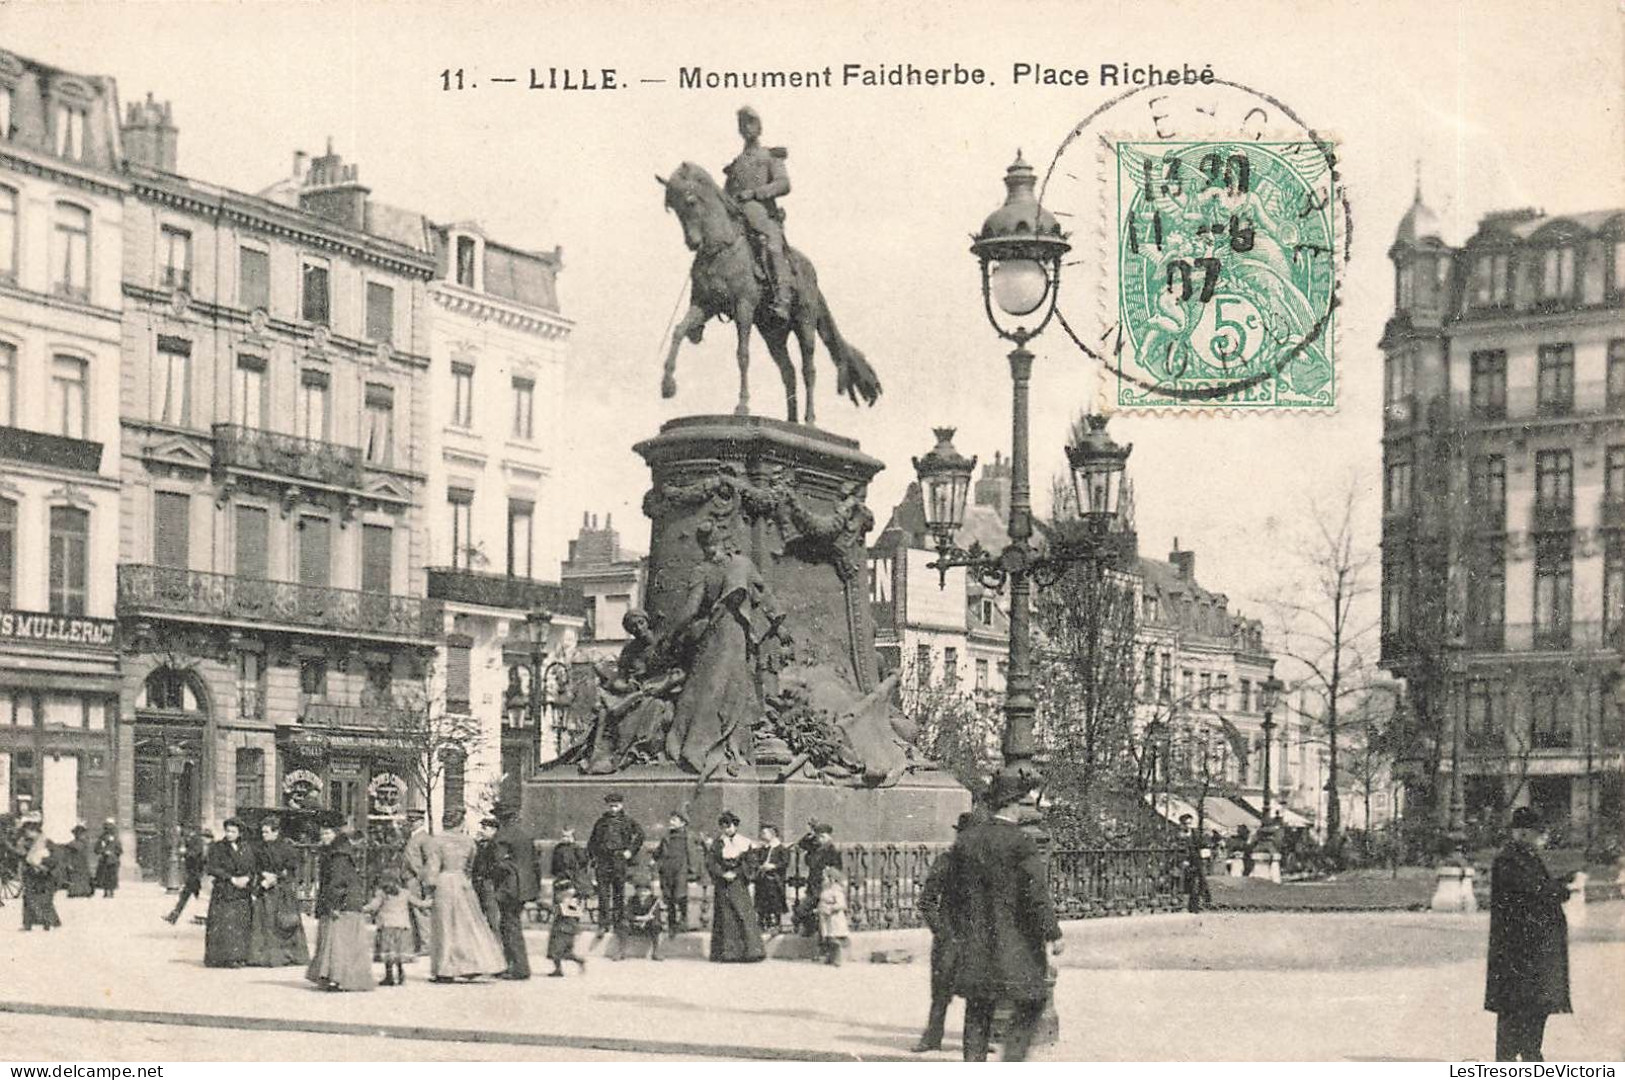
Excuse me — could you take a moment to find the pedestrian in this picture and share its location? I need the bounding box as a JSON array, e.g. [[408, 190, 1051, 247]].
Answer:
[[752, 824, 788, 935], [610, 881, 665, 961], [163, 827, 210, 925], [472, 815, 502, 936], [364, 871, 431, 987], [203, 818, 255, 967], [248, 816, 310, 967], [707, 811, 765, 963], [17, 820, 60, 931], [399, 808, 434, 955], [492, 800, 540, 918], [653, 810, 699, 935], [943, 771, 1064, 1062], [546, 880, 588, 976], [1179, 814, 1212, 913], [423, 808, 506, 983], [305, 826, 375, 992], [588, 793, 644, 933], [817, 867, 850, 966], [1485, 806, 1572, 1062], [794, 821, 840, 936], [913, 811, 976, 1053], [64, 825, 95, 898], [549, 825, 592, 895], [93, 819, 122, 898], [491, 841, 531, 980]]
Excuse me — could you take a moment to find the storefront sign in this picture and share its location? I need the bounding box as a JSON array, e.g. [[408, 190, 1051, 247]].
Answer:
[[368, 771, 407, 818], [0, 608, 117, 650]]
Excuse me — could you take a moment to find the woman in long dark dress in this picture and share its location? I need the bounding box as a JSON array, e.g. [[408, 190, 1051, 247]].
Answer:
[[204, 818, 256, 967], [305, 826, 375, 991], [63, 825, 95, 898], [18, 824, 61, 931], [248, 817, 310, 967], [92, 819, 122, 898], [707, 812, 764, 963]]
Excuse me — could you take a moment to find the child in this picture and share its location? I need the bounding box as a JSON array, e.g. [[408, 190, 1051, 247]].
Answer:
[[817, 867, 851, 966], [364, 871, 431, 987], [492, 841, 531, 980], [753, 825, 788, 934], [611, 881, 665, 961], [546, 880, 588, 977]]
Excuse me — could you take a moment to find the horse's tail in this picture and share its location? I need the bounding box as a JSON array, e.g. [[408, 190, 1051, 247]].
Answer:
[[816, 304, 881, 407]]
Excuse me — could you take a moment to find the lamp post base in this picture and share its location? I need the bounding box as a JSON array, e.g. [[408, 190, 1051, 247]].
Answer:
[[1429, 863, 1478, 913]]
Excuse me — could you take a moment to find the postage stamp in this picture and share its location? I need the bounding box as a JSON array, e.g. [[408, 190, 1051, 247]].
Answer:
[[1110, 139, 1338, 411]]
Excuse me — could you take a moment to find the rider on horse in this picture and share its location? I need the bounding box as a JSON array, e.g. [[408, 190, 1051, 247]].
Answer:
[[724, 106, 793, 322]]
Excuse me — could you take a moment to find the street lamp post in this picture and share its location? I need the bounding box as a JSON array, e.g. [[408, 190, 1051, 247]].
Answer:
[[524, 611, 553, 774], [1258, 671, 1285, 821]]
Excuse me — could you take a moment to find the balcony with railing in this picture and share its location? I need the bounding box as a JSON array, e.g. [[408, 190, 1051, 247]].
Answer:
[[1501, 620, 1616, 653], [1531, 500, 1574, 534], [424, 567, 587, 616], [117, 565, 438, 642], [212, 424, 364, 491], [1451, 382, 1608, 426]]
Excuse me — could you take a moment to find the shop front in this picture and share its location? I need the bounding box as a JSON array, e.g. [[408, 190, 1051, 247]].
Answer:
[[276, 727, 421, 843]]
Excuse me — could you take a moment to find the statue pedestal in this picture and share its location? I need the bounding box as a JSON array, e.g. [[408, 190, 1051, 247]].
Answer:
[[1429, 864, 1478, 913], [1248, 850, 1281, 884]]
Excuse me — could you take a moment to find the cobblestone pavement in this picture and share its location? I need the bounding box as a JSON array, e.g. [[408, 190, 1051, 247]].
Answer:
[[1, 885, 1620, 1061]]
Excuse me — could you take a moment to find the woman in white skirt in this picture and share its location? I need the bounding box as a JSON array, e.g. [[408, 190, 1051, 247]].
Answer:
[[424, 808, 505, 982]]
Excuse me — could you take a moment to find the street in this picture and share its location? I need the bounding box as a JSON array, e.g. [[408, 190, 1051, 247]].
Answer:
[[1, 884, 1621, 1061]]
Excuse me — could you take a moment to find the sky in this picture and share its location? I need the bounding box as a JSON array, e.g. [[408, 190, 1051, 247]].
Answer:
[[4, 0, 1623, 642]]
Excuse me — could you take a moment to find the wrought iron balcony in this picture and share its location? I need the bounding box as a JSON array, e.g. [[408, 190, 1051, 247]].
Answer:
[[212, 424, 363, 491], [424, 567, 587, 616], [1531, 500, 1574, 533], [117, 565, 437, 642], [0, 425, 103, 474]]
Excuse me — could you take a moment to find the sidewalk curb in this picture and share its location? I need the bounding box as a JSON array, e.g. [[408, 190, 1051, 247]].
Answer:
[[0, 1001, 916, 1062]]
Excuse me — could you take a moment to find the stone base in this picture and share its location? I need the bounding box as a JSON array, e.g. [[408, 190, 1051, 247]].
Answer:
[[520, 763, 970, 843], [1248, 850, 1282, 884], [1430, 865, 1478, 913]]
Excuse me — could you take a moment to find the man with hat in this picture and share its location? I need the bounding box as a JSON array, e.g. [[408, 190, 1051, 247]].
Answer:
[[795, 820, 841, 936], [1179, 814, 1212, 913], [1485, 806, 1572, 1062], [399, 808, 434, 953], [654, 809, 702, 935], [943, 770, 1064, 1062], [588, 793, 644, 933], [492, 799, 540, 917], [93, 818, 122, 898], [912, 810, 982, 1053], [723, 105, 793, 321]]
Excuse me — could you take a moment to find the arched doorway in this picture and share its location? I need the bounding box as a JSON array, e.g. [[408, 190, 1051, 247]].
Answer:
[[132, 666, 207, 881]]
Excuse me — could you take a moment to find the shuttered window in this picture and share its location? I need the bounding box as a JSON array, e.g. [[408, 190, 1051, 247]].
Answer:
[[153, 492, 189, 569], [238, 246, 269, 311], [235, 505, 268, 579], [299, 516, 330, 587], [446, 637, 472, 714], [48, 507, 89, 615], [361, 524, 393, 594], [365, 282, 394, 343]]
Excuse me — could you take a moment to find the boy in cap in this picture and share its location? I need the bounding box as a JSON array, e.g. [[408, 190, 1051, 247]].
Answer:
[[588, 793, 643, 932], [609, 880, 665, 961], [492, 840, 531, 980], [654, 809, 701, 934]]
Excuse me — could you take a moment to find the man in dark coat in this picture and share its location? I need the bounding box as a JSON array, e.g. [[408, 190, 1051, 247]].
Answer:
[[943, 772, 1064, 1062], [1179, 814, 1212, 913], [588, 793, 644, 932], [92, 819, 122, 898], [472, 816, 503, 935], [1485, 806, 1572, 1062], [795, 821, 841, 936], [654, 810, 702, 934], [163, 827, 210, 924], [912, 811, 978, 1053], [492, 841, 531, 980], [492, 801, 540, 914], [64, 825, 95, 898]]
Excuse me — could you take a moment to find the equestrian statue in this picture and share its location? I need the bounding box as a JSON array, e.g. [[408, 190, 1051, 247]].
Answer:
[[658, 106, 881, 426]]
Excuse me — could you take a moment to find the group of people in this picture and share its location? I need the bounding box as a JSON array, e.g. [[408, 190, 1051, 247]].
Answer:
[[196, 815, 311, 969], [9, 816, 122, 931]]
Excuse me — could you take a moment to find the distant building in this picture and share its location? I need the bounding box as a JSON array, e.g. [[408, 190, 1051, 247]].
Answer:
[[0, 50, 125, 842], [1379, 189, 1624, 842], [560, 511, 646, 663]]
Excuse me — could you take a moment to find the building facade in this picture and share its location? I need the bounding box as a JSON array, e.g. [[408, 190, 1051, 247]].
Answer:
[[559, 511, 645, 664], [0, 51, 125, 841], [114, 126, 442, 875], [1380, 192, 1625, 843]]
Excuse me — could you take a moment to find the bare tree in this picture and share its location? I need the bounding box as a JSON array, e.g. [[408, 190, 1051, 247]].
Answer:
[[898, 657, 1004, 791], [1264, 480, 1380, 858], [385, 662, 485, 833]]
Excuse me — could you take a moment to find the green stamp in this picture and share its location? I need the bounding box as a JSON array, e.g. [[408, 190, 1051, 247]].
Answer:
[[1113, 140, 1337, 410]]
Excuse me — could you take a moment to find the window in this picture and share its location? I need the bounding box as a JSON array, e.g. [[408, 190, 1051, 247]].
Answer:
[[154, 336, 191, 426], [160, 225, 191, 292], [1182, 669, 1195, 702], [1383, 460, 1412, 515], [301, 261, 330, 325], [507, 499, 534, 578], [1534, 450, 1573, 518], [1609, 341, 1625, 413], [0, 498, 13, 609], [235, 505, 268, 579], [1160, 652, 1172, 700], [1240, 678, 1252, 713], [1533, 534, 1572, 649], [363, 383, 394, 465], [1469, 455, 1507, 530], [980, 597, 994, 625], [51, 203, 90, 300], [0, 341, 13, 426], [365, 282, 394, 344], [48, 506, 88, 615], [975, 658, 989, 692], [1145, 595, 1160, 623], [1608, 447, 1625, 503], [1536, 344, 1575, 416], [1216, 674, 1229, 710], [0, 87, 10, 140], [361, 524, 393, 593], [1470, 350, 1506, 420], [943, 647, 958, 687], [1529, 681, 1571, 749], [1396, 264, 1413, 309], [363, 660, 393, 704], [50, 355, 87, 439], [1615, 238, 1625, 294], [1540, 246, 1576, 301], [142, 668, 195, 712], [447, 639, 472, 714], [448, 488, 473, 569], [512, 376, 535, 440], [299, 369, 329, 441], [299, 657, 328, 699], [1384, 352, 1411, 404], [0, 185, 15, 283], [1199, 672, 1212, 706], [238, 246, 269, 311], [1467, 538, 1505, 647], [1472, 252, 1510, 306], [152, 492, 189, 570], [916, 644, 931, 688], [1142, 650, 1156, 699], [455, 236, 477, 288], [234, 354, 266, 429], [1605, 533, 1624, 647], [1465, 680, 1503, 749], [54, 103, 86, 160], [235, 748, 265, 809], [451, 363, 474, 428], [298, 515, 331, 587]]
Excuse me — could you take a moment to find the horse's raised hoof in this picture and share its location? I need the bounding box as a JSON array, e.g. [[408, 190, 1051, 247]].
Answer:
[[661, 374, 677, 399], [686, 324, 705, 345]]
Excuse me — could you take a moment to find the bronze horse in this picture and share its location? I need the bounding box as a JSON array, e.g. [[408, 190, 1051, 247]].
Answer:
[[658, 162, 880, 425]]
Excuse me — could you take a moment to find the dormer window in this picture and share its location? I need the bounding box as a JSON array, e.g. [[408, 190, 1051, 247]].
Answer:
[[1396, 262, 1414, 309], [1472, 252, 1510, 306], [454, 234, 479, 289], [1540, 245, 1576, 301], [54, 102, 87, 161]]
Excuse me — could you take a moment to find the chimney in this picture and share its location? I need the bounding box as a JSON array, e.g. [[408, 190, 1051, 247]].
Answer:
[[297, 138, 370, 232], [1169, 538, 1195, 581], [122, 93, 178, 172], [293, 150, 308, 180]]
